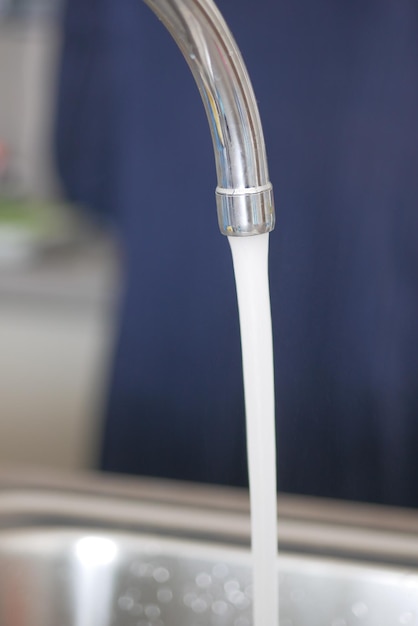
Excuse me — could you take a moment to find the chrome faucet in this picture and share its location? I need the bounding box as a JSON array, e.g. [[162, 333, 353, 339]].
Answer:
[[144, 0, 275, 236]]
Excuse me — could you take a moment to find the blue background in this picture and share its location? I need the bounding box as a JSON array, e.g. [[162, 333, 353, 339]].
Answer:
[[56, 0, 418, 506]]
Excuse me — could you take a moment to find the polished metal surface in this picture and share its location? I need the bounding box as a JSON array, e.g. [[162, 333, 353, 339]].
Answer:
[[1, 528, 418, 626], [143, 0, 275, 236], [2, 473, 418, 625]]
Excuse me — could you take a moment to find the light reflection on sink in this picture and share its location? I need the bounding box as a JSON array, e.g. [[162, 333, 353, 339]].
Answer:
[[0, 473, 418, 625]]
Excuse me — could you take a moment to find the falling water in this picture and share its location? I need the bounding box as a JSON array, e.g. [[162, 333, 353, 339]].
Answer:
[[228, 232, 278, 626]]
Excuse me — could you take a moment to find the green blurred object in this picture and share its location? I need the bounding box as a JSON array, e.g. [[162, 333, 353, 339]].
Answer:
[[0, 198, 84, 265]]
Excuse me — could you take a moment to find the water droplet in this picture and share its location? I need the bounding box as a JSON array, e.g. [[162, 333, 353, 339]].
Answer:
[[192, 597, 208, 613], [196, 572, 212, 588], [183, 591, 198, 607], [157, 587, 173, 603], [228, 589, 249, 608], [145, 604, 161, 620], [153, 567, 170, 583], [212, 600, 229, 616], [118, 595, 134, 611], [224, 579, 240, 595], [131, 602, 144, 617], [131, 562, 154, 578], [352, 602, 368, 619], [400, 612, 415, 624], [212, 563, 229, 579], [121, 587, 141, 602]]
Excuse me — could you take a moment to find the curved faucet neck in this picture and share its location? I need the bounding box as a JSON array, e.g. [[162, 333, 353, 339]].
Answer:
[[143, 0, 275, 236]]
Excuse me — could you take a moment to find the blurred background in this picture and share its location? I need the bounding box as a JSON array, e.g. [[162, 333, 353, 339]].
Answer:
[[0, 0, 417, 507], [0, 0, 119, 471]]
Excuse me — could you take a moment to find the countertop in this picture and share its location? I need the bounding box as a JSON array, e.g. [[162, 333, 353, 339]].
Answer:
[[0, 234, 120, 311]]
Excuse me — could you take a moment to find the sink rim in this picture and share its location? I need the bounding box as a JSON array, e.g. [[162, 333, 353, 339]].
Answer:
[[1, 469, 418, 568]]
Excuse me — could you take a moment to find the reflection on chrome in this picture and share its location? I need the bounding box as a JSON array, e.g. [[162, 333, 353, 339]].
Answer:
[[73, 536, 118, 626], [75, 536, 118, 567], [144, 0, 275, 236]]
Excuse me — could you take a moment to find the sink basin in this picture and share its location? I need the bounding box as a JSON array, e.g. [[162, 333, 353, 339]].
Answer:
[[1, 528, 418, 626], [0, 471, 418, 625]]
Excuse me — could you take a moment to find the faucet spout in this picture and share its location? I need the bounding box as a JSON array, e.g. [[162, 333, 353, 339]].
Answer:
[[143, 0, 275, 236]]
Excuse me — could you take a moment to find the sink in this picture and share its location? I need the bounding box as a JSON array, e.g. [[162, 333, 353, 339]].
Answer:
[[0, 471, 418, 625]]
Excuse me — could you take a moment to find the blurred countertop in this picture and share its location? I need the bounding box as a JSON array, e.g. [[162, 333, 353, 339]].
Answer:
[[0, 234, 120, 311], [0, 232, 120, 471]]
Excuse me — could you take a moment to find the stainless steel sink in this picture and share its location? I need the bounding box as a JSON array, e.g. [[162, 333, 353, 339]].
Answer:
[[0, 471, 418, 625]]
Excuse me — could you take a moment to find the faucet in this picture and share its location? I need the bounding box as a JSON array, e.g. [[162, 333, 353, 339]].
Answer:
[[144, 0, 275, 236]]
